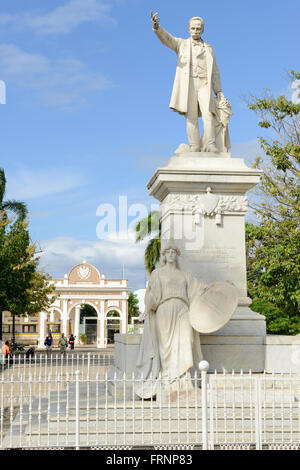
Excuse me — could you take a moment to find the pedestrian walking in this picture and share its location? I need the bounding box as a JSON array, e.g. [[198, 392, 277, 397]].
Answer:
[[69, 334, 75, 351], [58, 333, 68, 358], [44, 333, 53, 357]]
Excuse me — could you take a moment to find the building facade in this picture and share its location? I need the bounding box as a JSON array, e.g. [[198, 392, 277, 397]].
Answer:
[[2, 261, 130, 349]]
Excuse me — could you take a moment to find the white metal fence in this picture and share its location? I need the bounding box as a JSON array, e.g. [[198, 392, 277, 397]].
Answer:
[[1, 358, 300, 450], [209, 371, 300, 450], [0, 352, 113, 380]]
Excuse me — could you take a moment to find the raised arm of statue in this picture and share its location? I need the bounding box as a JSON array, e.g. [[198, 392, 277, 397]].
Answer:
[[151, 11, 160, 30], [150, 11, 180, 53]]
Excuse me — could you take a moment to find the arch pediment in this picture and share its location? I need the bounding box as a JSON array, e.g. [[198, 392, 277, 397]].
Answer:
[[68, 262, 101, 284]]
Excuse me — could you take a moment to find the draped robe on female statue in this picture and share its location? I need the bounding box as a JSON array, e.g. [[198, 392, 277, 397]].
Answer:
[[134, 267, 207, 398]]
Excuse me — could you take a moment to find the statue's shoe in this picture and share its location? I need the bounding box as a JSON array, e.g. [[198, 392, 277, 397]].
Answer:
[[189, 145, 201, 152], [203, 144, 219, 153]]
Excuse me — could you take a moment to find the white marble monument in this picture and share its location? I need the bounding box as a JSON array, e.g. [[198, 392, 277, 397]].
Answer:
[[151, 12, 232, 154], [144, 13, 266, 372], [111, 14, 266, 382]]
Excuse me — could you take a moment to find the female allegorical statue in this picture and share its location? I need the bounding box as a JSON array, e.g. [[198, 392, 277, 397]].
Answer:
[[134, 241, 238, 399]]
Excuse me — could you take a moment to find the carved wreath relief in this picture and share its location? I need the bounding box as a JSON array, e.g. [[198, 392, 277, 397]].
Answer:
[[77, 265, 91, 280], [160, 187, 248, 225]]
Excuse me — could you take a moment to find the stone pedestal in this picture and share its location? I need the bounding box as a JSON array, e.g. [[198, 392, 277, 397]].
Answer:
[[146, 152, 266, 371], [112, 334, 300, 375], [112, 333, 142, 377], [112, 334, 265, 373]]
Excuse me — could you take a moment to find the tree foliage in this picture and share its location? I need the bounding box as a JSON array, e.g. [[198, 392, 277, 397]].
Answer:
[[0, 214, 56, 321], [0, 168, 28, 222], [246, 71, 300, 334], [80, 304, 97, 323], [128, 291, 140, 324], [134, 210, 161, 274]]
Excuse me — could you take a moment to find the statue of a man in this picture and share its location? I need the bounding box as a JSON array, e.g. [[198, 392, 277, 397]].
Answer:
[[151, 12, 231, 153]]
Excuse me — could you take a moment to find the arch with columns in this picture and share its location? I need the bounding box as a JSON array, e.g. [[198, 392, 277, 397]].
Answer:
[[105, 309, 123, 345], [68, 302, 100, 345], [38, 261, 130, 348], [67, 301, 101, 319], [105, 308, 122, 318]]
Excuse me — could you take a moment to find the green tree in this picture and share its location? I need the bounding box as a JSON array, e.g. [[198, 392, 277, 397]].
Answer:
[[128, 291, 140, 324], [0, 218, 56, 345], [0, 168, 28, 221], [0, 169, 28, 340], [246, 71, 300, 334], [135, 210, 161, 274], [80, 304, 97, 323]]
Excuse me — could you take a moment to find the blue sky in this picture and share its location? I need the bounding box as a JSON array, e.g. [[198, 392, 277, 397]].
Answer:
[[1, 0, 299, 290]]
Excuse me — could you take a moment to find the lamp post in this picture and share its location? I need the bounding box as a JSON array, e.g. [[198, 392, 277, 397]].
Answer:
[[11, 313, 16, 348], [0, 311, 2, 342]]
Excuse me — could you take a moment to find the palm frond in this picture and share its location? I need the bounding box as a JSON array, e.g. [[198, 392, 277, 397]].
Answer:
[[144, 237, 161, 274], [0, 168, 6, 205], [3, 200, 28, 221], [135, 211, 161, 242]]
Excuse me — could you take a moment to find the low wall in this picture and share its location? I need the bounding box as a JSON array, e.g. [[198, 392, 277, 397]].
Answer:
[[112, 334, 300, 374], [265, 335, 300, 373]]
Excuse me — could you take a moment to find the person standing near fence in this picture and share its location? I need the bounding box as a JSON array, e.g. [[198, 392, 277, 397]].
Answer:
[[44, 333, 53, 357], [58, 333, 68, 358], [1, 340, 13, 366], [69, 334, 75, 351]]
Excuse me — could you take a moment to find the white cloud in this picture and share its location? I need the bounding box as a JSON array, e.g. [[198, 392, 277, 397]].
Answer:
[[39, 234, 147, 290], [290, 80, 300, 104], [0, 44, 110, 107], [0, 0, 113, 35], [6, 167, 87, 199], [133, 288, 146, 313]]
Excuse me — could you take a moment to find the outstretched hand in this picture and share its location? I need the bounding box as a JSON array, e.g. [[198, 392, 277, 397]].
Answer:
[[151, 11, 159, 30]]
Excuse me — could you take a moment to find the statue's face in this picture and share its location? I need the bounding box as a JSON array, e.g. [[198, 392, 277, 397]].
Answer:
[[189, 20, 203, 40], [165, 248, 177, 264]]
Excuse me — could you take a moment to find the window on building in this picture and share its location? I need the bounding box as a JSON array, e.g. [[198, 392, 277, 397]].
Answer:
[[48, 324, 60, 334], [3, 325, 23, 334], [22, 324, 37, 334]]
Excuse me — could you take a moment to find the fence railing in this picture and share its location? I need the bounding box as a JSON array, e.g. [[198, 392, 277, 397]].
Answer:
[[0, 352, 114, 381], [1, 359, 300, 450]]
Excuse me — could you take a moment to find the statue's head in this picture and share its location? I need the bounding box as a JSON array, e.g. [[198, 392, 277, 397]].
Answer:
[[188, 17, 204, 40], [160, 240, 181, 267]]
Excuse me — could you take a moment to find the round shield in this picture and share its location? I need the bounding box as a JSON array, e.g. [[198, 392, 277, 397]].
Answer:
[[189, 281, 238, 334]]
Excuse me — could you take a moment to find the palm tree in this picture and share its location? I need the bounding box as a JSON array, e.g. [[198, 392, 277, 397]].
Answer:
[[134, 211, 161, 275], [0, 168, 28, 342], [0, 168, 28, 221]]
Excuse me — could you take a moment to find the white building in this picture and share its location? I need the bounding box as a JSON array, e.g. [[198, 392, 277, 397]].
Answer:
[[2, 261, 130, 349]]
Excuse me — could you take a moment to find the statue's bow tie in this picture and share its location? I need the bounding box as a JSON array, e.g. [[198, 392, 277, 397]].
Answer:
[[192, 40, 202, 47]]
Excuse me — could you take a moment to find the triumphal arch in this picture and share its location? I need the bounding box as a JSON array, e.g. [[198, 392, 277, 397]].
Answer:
[[40, 261, 130, 348], [2, 261, 130, 349]]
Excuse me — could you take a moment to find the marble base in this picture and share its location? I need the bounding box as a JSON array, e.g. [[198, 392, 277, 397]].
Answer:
[[112, 334, 265, 374], [112, 334, 300, 374], [264, 335, 300, 373]]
